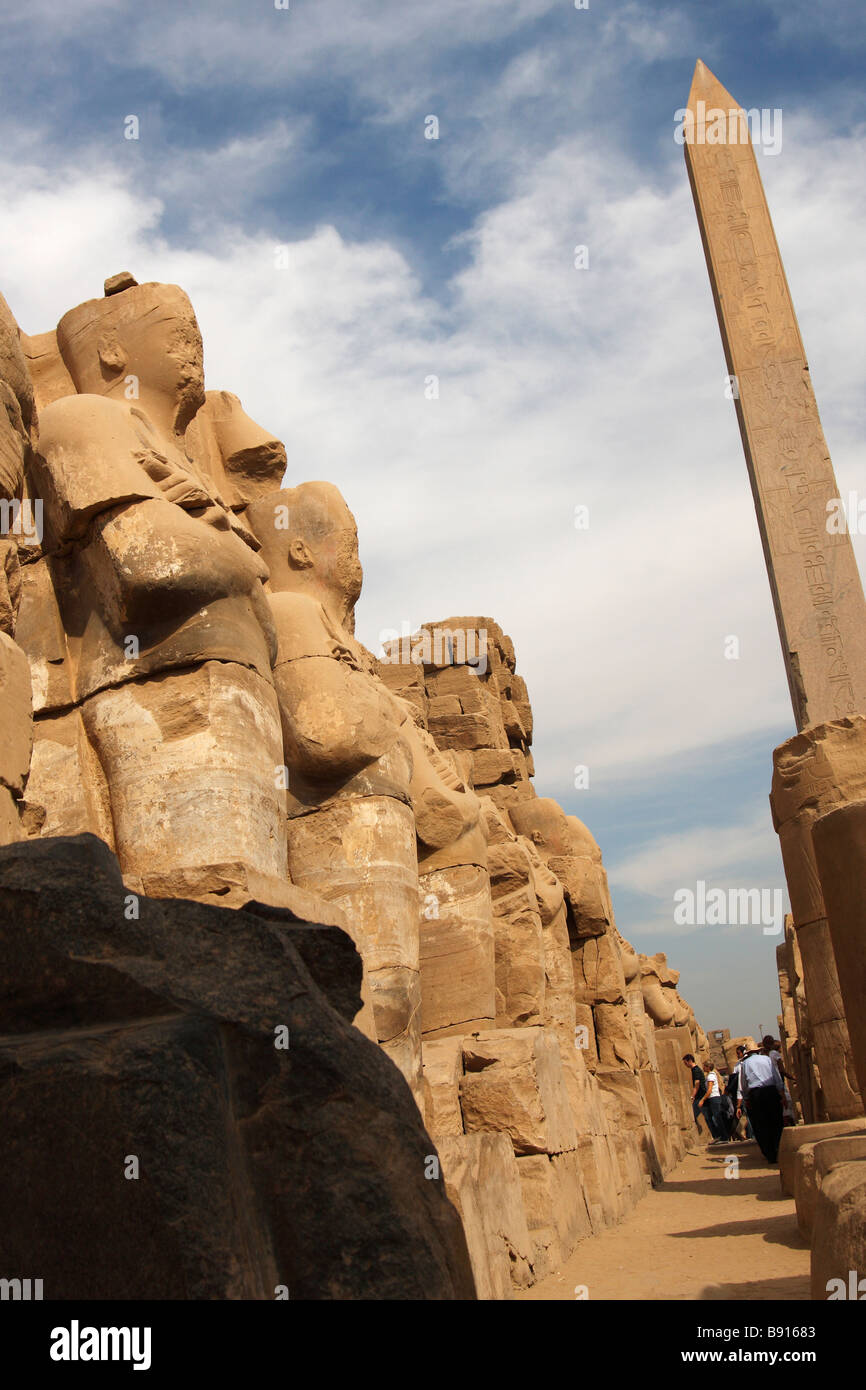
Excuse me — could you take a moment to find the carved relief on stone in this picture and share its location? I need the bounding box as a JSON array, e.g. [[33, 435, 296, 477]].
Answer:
[[0, 292, 37, 845]]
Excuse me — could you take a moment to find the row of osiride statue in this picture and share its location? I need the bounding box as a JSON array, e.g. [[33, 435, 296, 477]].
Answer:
[[0, 275, 702, 1113]]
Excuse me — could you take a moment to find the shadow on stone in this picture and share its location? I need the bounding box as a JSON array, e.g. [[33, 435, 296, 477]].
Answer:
[[0, 834, 476, 1300]]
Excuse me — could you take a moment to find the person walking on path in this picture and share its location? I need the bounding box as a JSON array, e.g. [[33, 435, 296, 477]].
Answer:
[[717, 1068, 738, 1139], [724, 1056, 742, 1135], [737, 1037, 785, 1163], [726, 1045, 753, 1140], [763, 1035, 796, 1126], [701, 1060, 725, 1143], [683, 1053, 715, 1140]]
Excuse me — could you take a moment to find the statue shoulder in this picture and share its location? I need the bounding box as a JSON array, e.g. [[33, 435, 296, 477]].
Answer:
[[33, 396, 163, 542], [39, 394, 138, 450]]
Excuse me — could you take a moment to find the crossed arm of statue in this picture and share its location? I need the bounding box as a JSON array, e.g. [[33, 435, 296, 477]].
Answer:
[[33, 393, 276, 649], [265, 588, 479, 849]]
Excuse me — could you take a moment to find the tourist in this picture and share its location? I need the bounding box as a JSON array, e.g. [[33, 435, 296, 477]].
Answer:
[[737, 1038, 785, 1163], [762, 1035, 784, 1074], [682, 1053, 715, 1139], [717, 1069, 737, 1139], [762, 1035, 796, 1126], [702, 1060, 725, 1143], [726, 1046, 752, 1140]]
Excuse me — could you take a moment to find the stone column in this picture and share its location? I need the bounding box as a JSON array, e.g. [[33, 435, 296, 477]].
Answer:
[[812, 799, 866, 1108], [771, 719, 865, 1119]]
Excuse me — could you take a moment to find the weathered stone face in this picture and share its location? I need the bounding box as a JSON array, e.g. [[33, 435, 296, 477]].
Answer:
[[57, 280, 206, 436], [509, 798, 572, 856]]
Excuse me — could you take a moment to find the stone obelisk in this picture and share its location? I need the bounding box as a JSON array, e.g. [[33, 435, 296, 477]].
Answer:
[[685, 60, 866, 728], [685, 61, 864, 1121]]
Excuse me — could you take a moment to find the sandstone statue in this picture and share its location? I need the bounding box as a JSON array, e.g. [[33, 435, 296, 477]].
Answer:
[[0, 292, 36, 846], [246, 482, 491, 1100], [21, 279, 296, 905]]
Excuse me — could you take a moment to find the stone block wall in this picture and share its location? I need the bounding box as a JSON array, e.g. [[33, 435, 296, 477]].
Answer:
[[382, 617, 709, 1293]]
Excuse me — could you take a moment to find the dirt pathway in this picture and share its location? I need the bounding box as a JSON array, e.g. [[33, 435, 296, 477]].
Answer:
[[516, 1141, 811, 1301]]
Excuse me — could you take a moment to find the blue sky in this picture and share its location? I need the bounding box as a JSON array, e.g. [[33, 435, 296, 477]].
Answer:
[[2, 0, 864, 1036]]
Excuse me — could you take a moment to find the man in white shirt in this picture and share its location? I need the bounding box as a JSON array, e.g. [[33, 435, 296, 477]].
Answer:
[[737, 1037, 785, 1163], [701, 1061, 725, 1143]]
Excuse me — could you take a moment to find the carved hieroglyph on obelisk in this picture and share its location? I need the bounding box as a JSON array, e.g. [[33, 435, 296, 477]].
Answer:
[[684, 59, 866, 731]]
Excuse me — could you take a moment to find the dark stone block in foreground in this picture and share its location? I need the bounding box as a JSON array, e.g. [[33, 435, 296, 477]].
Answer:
[[0, 834, 476, 1300]]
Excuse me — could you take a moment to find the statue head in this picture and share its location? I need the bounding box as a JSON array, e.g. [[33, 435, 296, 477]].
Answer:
[[522, 836, 565, 925], [185, 390, 287, 508], [247, 481, 363, 632], [0, 291, 36, 499], [56, 279, 205, 438], [616, 930, 641, 985], [508, 798, 572, 857], [564, 815, 603, 862]]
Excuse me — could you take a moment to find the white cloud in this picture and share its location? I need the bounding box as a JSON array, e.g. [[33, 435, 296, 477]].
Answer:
[[3, 113, 863, 808], [764, 0, 866, 51], [0, 48, 861, 1050], [605, 805, 790, 953], [151, 121, 313, 228], [600, 1, 692, 62], [104, 0, 565, 96], [610, 809, 786, 902], [2, 6, 859, 1038]]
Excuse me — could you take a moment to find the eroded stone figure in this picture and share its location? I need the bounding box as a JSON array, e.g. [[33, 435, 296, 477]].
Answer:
[[23, 279, 289, 896], [508, 798, 638, 1058], [247, 481, 490, 1100], [0, 292, 36, 845]]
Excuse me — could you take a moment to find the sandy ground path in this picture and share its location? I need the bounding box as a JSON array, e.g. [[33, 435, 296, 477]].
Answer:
[[516, 1141, 811, 1301]]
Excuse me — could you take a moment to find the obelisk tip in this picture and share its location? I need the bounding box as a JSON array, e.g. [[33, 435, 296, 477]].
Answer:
[[687, 58, 740, 115]]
